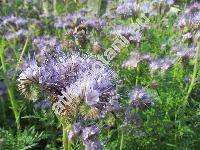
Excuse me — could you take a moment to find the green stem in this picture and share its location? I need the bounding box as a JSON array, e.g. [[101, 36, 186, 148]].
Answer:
[[12, 36, 29, 82], [184, 42, 200, 103], [120, 131, 124, 150], [63, 124, 68, 150], [0, 38, 20, 131], [98, 0, 103, 17], [42, 0, 49, 14], [61, 118, 72, 150], [135, 66, 139, 86], [53, 0, 58, 16]]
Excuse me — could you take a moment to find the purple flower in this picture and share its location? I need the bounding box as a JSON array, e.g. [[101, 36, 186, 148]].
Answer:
[[82, 18, 107, 30], [81, 125, 100, 142], [5, 29, 30, 40], [175, 2, 200, 30], [18, 53, 120, 117], [85, 140, 102, 150], [68, 123, 102, 150], [110, 25, 135, 37], [54, 16, 73, 29], [33, 36, 60, 50], [140, 2, 151, 14], [110, 25, 143, 43], [68, 122, 83, 140], [116, 0, 138, 17], [3, 15, 27, 26], [150, 57, 175, 72], [130, 85, 154, 109], [140, 0, 174, 16], [32, 36, 63, 62], [18, 60, 40, 100], [66, 11, 86, 23], [123, 51, 152, 69], [160, 57, 175, 71], [173, 45, 197, 59]]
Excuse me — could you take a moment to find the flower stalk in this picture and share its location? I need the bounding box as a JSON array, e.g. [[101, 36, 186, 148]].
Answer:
[[61, 118, 72, 150], [184, 42, 199, 102], [0, 38, 20, 131]]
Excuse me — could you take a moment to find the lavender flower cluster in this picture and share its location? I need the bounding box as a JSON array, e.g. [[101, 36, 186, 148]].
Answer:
[[18, 52, 120, 119], [122, 50, 151, 69], [0, 15, 30, 41], [2, 15, 27, 27], [69, 122, 102, 150], [32, 36, 63, 62], [139, 0, 174, 16], [116, 0, 138, 17], [175, 2, 200, 43], [123, 44, 197, 73], [5, 29, 30, 40], [54, 11, 107, 31], [110, 25, 143, 44], [130, 85, 154, 109], [176, 2, 200, 31]]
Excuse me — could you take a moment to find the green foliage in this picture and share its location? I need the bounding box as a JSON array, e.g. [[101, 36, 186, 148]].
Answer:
[[0, 127, 46, 150]]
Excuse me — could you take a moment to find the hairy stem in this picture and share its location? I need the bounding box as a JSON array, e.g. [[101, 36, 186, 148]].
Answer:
[[0, 38, 20, 131], [12, 36, 29, 82], [61, 118, 72, 150], [135, 66, 139, 86], [53, 0, 58, 16], [120, 131, 124, 150], [184, 42, 199, 102]]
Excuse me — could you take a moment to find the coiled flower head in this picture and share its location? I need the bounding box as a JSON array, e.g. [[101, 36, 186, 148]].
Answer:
[[18, 60, 41, 101], [176, 2, 200, 32], [18, 52, 120, 119], [130, 85, 154, 109], [68, 121, 102, 150]]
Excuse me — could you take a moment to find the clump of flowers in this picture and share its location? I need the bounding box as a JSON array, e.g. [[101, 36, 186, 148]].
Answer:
[[54, 16, 74, 29], [5, 29, 30, 40], [130, 85, 154, 109], [18, 52, 121, 149], [175, 2, 200, 44], [172, 44, 197, 59], [69, 122, 102, 150], [150, 57, 175, 73], [110, 25, 143, 43], [140, 0, 174, 16], [1, 15, 30, 42], [122, 50, 176, 73], [32, 36, 63, 62], [176, 2, 200, 32], [2, 15, 27, 29], [66, 11, 86, 24], [18, 52, 120, 118], [82, 17, 107, 31], [54, 11, 87, 29], [116, 0, 138, 17], [18, 60, 41, 101], [123, 50, 151, 69]]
